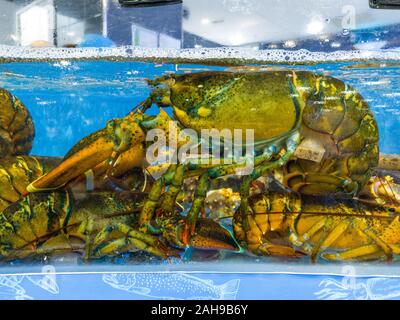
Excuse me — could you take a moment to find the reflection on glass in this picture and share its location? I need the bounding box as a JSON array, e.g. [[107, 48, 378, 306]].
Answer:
[[0, 0, 399, 51], [17, 0, 55, 47]]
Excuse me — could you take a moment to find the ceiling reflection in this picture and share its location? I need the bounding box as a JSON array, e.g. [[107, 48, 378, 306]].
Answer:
[[0, 0, 399, 51]]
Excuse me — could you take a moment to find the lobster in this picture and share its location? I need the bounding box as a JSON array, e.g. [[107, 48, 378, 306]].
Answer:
[[233, 188, 400, 262], [0, 190, 238, 261]]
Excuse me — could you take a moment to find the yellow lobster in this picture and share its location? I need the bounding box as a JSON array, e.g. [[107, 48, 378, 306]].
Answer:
[[233, 188, 400, 262]]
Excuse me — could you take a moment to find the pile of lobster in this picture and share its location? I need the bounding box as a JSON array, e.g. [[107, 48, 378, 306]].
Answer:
[[0, 69, 399, 263]]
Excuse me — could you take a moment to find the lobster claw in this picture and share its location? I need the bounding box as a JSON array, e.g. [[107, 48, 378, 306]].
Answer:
[[27, 130, 115, 192], [189, 218, 240, 252], [163, 218, 240, 253], [26, 113, 146, 194]]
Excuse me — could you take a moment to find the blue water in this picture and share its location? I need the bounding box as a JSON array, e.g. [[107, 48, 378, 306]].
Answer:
[[0, 60, 398, 157]]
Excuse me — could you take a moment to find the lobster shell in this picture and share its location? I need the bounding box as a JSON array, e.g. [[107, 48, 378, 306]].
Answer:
[[0, 88, 34, 157]]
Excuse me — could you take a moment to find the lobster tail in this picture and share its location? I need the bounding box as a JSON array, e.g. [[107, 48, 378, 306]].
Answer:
[[283, 74, 379, 197], [0, 156, 61, 212], [0, 88, 35, 157]]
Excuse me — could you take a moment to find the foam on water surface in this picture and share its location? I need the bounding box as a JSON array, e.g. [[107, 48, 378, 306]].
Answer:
[[2, 45, 400, 64]]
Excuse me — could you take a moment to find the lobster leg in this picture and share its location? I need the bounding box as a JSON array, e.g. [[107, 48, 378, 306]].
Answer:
[[182, 163, 255, 246], [92, 222, 179, 258], [35, 234, 85, 258], [318, 220, 352, 249], [138, 165, 177, 230], [239, 133, 300, 230], [182, 132, 300, 245], [289, 215, 342, 262], [4, 234, 84, 261], [320, 222, 394, 261], [157, 164, 187, 216], [309, 217, 335, 262], [184, 149, 276, 240], [257, 243, 304, 257], [94, 237, 173, 259], [289, 216, 327, 250], [284, 172, 359, 196], [183, 172, 211, 244], [359, 176, 400, 209], [137, 164, 240, 252], [321, 245, 390, 261]]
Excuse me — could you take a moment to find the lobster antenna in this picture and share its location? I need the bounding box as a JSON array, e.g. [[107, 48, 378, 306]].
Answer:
[[239, 210, 400, 220], [378, 175, 399, 207], [175, 202, 185, 211], [141, 168, 148, 193], [130, 96, 152, 115], [217, 215, 234, 220]]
